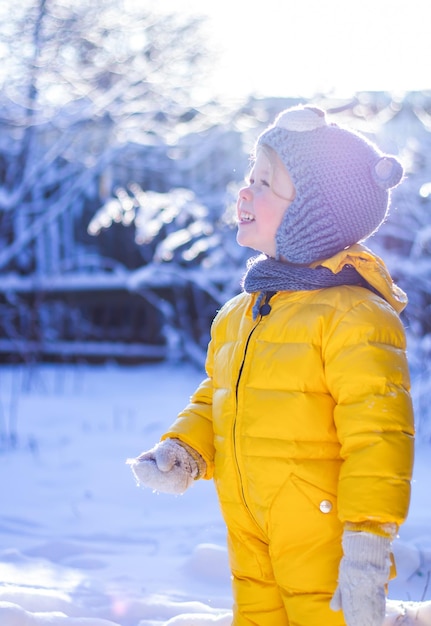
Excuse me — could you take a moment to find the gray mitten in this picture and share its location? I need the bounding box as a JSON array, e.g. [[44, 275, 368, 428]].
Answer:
[[127, 439, 204, 495], [330, 530, 391, 626]]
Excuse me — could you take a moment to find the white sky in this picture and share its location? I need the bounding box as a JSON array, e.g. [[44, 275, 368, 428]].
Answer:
[[160, 0, 431, 101]]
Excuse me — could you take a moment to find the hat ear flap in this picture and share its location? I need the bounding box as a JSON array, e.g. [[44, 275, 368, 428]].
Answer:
[[372, 156, 403, 190]]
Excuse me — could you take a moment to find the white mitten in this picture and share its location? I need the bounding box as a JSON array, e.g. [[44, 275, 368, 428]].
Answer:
[[330, 530, 391, 626], [127, 439, 204, 495]]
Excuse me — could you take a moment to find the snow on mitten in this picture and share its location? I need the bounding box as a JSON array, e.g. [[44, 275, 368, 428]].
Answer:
[[330, 530, 391, 626], [127, 439, 205, 495]]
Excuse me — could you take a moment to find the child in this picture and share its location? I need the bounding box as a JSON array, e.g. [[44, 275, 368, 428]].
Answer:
[[128, 105, 415, 626]]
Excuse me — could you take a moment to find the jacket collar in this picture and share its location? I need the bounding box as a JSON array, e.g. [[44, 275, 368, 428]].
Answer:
[[313, 244, 408, 314]]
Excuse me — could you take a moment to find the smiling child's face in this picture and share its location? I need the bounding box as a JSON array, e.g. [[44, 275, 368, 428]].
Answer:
[[236, 147, 296, 257]]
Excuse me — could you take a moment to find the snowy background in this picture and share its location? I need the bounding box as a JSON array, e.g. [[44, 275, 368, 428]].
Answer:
[[0, 361, 431, 626]]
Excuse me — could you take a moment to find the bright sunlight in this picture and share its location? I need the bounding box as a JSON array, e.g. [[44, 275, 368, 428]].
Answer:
[[159, 0, 430, 100]]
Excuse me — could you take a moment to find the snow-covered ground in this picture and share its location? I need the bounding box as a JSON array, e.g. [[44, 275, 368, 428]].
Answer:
[[0, 361, 430, 626]]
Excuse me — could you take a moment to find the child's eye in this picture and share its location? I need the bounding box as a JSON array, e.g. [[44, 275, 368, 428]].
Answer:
[[246, 176, 269, 187]]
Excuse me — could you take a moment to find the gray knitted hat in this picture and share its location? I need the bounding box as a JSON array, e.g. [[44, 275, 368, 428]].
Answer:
[[257, 105, 404, 264]]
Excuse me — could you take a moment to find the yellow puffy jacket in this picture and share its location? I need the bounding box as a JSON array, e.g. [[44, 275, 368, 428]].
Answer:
[[163, 245, 415, 529]]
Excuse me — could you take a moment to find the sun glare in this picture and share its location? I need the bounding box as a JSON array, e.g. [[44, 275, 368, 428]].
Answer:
[[159, 0, 431, 100]]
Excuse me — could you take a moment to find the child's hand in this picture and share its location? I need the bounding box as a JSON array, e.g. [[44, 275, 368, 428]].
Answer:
[[330, 530, 391, 626], [127, 439, 202, 495]]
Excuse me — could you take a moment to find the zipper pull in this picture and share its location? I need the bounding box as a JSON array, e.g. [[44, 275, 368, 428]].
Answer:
[[259, 291, 276, 317]]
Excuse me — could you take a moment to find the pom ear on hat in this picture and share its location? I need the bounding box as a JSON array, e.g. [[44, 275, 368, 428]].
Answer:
[[275, 106, 327, 132], [372, 156, 403, 190]]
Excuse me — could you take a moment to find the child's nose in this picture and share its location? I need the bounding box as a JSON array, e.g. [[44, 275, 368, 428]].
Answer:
[[239, 185, 252, 201]]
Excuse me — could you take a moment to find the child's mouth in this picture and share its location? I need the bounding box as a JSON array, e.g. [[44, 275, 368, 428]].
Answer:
[[238, 211, 255, 223]]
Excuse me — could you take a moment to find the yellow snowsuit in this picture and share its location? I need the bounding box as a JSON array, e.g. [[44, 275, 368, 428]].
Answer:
[[163, 246, 415, 626]]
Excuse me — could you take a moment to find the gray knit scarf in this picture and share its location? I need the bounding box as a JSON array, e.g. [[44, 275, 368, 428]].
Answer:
[[242, 254, 371, 319]]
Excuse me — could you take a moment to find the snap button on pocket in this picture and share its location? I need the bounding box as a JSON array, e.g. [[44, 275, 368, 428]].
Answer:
[[319, 499, 333, 514]]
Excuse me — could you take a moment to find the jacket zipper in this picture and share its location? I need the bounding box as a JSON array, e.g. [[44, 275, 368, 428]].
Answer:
[[233, 324, 257, 520], [232, 291, 275, 523]]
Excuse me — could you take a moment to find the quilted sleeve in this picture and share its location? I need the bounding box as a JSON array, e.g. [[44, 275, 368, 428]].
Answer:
[[323, 295, 415, 525], [162, 334, 216, 480]]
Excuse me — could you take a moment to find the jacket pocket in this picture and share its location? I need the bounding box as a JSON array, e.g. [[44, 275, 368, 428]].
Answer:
[[290, 473, 338, 517]]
